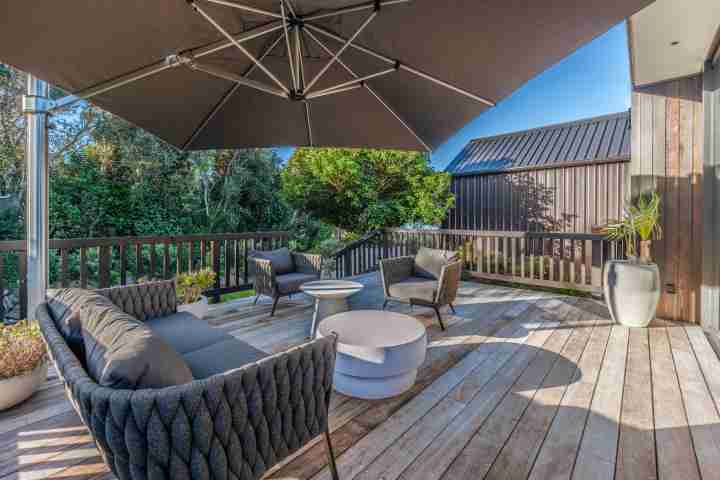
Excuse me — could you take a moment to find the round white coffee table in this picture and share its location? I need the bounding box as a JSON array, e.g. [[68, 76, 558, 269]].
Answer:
[[317, 310, 427, 400], [301, 280, 364, 337]]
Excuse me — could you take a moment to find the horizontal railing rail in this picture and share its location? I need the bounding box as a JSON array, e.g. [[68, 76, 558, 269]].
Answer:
[[334, 228, 624, 294], [0, 231, 289, 322]]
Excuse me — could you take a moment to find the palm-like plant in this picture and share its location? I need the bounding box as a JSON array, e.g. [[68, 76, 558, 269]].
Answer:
[[604, 192, 662, 263]]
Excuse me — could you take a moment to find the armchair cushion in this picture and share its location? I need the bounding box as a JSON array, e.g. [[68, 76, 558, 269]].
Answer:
[[276, 272, 318, 295], [388, 276, 438, 303], [253, 247, 294, 275], [81, 302, 193, 389], [414, 247, 459, 280], [183, 338, 268, 379]]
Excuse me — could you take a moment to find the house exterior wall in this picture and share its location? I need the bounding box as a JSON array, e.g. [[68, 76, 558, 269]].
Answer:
[[631, 74, 704, 324], [444, 160, 628, 233]]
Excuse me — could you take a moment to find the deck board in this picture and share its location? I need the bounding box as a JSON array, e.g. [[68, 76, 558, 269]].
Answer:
[[1, 273, 719, 480]]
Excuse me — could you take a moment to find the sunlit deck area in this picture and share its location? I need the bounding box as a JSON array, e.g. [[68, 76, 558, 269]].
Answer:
[[2, 273, 720, 480]]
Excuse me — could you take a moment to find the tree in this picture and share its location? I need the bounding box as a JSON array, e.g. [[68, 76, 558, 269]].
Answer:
[[281, 148, 454, 235]]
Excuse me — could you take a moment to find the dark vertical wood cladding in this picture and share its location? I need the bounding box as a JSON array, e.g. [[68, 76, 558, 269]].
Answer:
[[631, 75, 704, 324], [445, 161, 628, 234]]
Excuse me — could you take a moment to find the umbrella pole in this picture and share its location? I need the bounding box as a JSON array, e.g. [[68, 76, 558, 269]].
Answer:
[[23, 75, 50, 321]]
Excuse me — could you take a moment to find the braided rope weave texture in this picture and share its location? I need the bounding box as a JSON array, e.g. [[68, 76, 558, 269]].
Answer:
[[96, 280, 177, 321], [37, 301, 336, 480]]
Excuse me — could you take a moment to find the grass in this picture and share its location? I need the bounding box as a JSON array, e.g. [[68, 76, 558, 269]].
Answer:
[[220, 289, 256, 303]]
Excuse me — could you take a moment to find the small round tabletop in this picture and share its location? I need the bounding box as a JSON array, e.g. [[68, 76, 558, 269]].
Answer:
[[301, 280, 364, 299], [318, 310, 426, 348]]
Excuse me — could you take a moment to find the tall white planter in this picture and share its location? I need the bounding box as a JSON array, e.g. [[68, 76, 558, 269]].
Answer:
[[604, 260, 660, 328]]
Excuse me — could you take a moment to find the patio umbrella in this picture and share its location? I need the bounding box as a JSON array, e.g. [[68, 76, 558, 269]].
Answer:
[[0, 0, 650, 152]]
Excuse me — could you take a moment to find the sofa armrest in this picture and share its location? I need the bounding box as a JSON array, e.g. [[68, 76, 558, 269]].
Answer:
[[292, 252, 323, 277], [250, 256, 277, 298], [435, 260, 463, 306], [379, 256, 414, 296], [95, 279, 177, 321]]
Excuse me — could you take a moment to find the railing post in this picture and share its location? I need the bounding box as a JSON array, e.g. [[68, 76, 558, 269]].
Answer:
[[98, 246, 111, 288], [211, 240, 221, 303], [24, 75, 49, 320]]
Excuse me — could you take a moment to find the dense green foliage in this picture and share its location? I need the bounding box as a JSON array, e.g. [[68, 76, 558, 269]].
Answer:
[[1, 65, 293, 241], [282, 148, 454, 235]]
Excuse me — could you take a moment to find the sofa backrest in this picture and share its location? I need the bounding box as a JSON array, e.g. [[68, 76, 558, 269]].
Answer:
[[95, 279, 177, 321], [414, 247, 459, 280]]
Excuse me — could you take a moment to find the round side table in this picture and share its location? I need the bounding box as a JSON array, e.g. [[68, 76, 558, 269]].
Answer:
[[301, 280, 364, 337], [317, 310, 427, 400]]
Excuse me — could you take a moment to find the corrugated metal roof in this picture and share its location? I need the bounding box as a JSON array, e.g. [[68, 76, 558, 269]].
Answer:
[[445, 111, 631, 175]]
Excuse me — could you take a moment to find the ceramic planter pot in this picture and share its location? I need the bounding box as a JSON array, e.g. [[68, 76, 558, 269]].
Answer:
[[178, 295, 209, 318], [603, 260, 660, 328], [0, 360, 48, 411]]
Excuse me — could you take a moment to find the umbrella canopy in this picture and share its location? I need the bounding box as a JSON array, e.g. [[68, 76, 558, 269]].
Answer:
[[0, 0, 651, 151]]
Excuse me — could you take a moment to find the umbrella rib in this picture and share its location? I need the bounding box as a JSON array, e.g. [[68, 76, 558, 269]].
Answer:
[[204, 0, 283, 19], [50, 21, 282, 112], [181, 33, 285, 150], [304, 102, 314, 146], [189, 1, 290, 94], [280, 1, 298, 91], [306, 83, 364, 100], [303, 0, 410, 22], [190, 62, 287, 97], [303, 27, 431, 151], [295, 27, 303, 90], [304, 22, 496, 107], [305, 67, 397, 99], [304, 9, 378, 93]]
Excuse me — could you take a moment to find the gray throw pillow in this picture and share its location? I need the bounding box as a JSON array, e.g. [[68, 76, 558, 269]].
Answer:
[[81, 302, 193, 389], [414, 247, 459, 280], [253, 247, 294, 275], [47, 288, 116, 358]]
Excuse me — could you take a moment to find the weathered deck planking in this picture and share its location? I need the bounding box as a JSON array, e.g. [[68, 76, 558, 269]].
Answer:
[[1, 273, 719, 480]]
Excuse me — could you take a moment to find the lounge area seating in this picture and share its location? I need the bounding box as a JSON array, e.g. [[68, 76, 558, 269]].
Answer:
[[249, 248, 322, 316], [37, 280, 339, 480], [379, 247, 463, 330]]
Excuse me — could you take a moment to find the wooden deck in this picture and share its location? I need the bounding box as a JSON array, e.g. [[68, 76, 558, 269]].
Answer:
[[2, 273, 720, 480]]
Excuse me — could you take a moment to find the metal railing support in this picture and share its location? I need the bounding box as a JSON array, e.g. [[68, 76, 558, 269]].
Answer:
[[23, 75, 50, 320]]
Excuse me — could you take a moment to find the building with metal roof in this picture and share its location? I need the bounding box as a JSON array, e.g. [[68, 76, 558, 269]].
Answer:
[[443, 111, 630, 232]]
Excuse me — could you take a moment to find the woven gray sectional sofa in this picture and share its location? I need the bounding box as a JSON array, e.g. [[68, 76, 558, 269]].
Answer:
[[37, 280, 339, 480]]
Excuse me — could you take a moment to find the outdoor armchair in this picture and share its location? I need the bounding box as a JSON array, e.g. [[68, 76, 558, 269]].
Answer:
[[249, 248, 322, 316], [379, 247, 462, 330]]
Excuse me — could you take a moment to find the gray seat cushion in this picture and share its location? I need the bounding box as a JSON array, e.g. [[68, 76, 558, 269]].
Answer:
[[388, 276, 438, 303], [146, 311, 227, 354], [253, 247, 294, 275], [47, 288, 116, 359], [414, 247, 459, 280], [182, 338, 268, 379], [81, 302, 193, 389], [276, 272, 317, 295]]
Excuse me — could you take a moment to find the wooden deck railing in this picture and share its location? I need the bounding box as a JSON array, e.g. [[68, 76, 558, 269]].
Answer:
[[334, 228, 624, 294], [0, 231, 289, 321]]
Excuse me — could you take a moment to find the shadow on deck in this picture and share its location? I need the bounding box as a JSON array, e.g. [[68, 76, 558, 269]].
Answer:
[[1, 273, 719, 480]]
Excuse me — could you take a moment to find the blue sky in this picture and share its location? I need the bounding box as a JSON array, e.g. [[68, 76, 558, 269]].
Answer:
[[276, 21, 632, 170], [431, 22, 632, 170]]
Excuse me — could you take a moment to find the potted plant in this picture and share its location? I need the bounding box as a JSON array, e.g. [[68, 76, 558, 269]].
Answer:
[[176, 269, 216, 318], [603, 192, 663, 328], [0, 320, 48, 411]]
